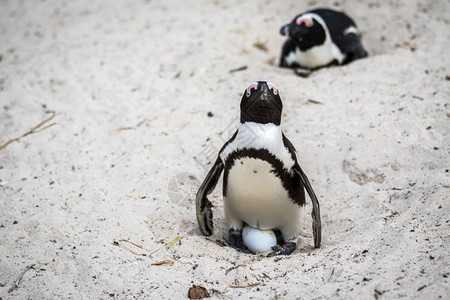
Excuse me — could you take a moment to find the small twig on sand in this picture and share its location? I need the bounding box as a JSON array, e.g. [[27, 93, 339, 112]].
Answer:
[[116, 119, 148, 131], [122, 246, 147, 256], [0, 114, 56, 150], [116, 126, 134, 131], [148, 246, 163, 257], [225, 264, 247, 275], [229, 282, 261, 289], [8, 264, 35, 293], [119, 239, 143, 249], [307, 99, 324, 105], [151, 260, 174, 266], [229, 65, 248, 73], [136, 119, 147, 127], [115, 239, 147, 257]]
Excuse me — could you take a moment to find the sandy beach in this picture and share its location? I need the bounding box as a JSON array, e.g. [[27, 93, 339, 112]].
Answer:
[[0, 0, 449, 298]]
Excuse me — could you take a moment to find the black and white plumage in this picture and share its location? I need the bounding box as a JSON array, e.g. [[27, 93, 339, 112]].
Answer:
[[196, 81, 321, 256], [279, 8, 368, 70]]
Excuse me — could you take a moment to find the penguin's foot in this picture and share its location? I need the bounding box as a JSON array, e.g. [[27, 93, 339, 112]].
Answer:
[[294, 68, 312, 78], [267, 242, 296, 256], [228, 229, 251, 254]]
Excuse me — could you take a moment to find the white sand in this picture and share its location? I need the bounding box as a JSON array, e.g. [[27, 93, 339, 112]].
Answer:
[[0, 0, 449, 298]]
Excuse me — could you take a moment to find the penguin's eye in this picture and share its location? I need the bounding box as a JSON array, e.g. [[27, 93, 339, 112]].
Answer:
[[295, 17, 314, 27], [246, 82, 259, 97], [267, 82, 278, 95]]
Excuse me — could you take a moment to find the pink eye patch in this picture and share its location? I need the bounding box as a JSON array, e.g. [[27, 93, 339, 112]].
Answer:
[[246, 82, 259, 97], [295, 17, 314, 27], [267, 82, 278, 95]]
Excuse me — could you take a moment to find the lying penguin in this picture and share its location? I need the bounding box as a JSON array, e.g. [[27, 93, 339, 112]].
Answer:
[[196, 81, 321, 256], [279, 8, 368, 74]]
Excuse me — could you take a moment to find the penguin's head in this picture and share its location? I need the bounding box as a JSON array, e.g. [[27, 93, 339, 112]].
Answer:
[[280, 14, 326, 51], [240, 81, 282, 125]]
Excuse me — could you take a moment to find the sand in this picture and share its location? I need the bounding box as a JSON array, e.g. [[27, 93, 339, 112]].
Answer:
[[0, 0, 449, 299]]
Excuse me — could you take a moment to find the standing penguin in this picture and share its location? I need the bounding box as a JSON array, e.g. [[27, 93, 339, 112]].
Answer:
[[279, 8, 368, 70], [196, 81, 321, 256]]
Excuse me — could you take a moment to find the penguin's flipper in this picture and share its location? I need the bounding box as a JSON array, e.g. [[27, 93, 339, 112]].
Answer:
[[196, 156, 224, 236], [293, 164, 322, 248], [279, 39, 297, 68], [343, 33, 368, 60]]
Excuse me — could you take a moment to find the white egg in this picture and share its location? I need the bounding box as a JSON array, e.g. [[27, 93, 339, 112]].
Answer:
[[242, 225, 277, 253]]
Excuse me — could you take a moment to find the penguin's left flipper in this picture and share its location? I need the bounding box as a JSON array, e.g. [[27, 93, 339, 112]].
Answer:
[[294, 163, 322, 248], [196, 156, 224, 236]]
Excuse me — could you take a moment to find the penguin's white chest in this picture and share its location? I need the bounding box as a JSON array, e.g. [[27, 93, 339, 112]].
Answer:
[[225, 157, 299, 230], [286, 40, 345, 68]]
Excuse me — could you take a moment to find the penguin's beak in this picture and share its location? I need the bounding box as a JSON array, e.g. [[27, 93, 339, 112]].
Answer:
[[280, 23, 307, 40], [279, 24, 290, 36], [259, 82, 269, 100], [257, 82, 282, 111]]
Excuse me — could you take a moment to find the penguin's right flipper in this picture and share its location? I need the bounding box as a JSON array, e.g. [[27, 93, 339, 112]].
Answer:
[[343, 33, 368, 61], [279, 39, 297, 68], [293, 163, 322, 248], [196, 156, 224, 236]]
